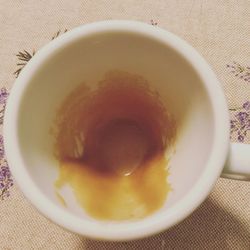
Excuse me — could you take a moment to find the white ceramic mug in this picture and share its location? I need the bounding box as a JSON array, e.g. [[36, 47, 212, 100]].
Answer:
[[3, 20, 250, 241]]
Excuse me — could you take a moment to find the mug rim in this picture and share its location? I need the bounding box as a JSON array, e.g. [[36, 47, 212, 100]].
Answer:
[[3, 20, 230, 241]]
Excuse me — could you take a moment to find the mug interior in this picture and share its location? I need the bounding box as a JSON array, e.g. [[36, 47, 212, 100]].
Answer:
[[6, 22, 226, 240]]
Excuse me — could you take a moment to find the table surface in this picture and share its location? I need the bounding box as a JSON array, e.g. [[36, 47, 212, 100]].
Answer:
[[0, 1, 249, 249]]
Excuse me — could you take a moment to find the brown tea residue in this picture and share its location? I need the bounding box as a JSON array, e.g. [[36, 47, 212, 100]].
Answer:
[[54, 71, 176, 221]]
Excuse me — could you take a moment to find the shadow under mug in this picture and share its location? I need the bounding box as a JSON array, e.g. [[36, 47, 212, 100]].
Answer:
[[3, 20, 250, 241]]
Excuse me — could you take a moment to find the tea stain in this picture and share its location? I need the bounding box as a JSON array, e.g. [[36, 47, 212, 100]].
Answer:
[[54, 71, 176, 221]]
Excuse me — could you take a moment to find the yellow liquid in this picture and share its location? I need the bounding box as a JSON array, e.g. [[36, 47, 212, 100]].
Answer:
[[55, 154, 170, 220]]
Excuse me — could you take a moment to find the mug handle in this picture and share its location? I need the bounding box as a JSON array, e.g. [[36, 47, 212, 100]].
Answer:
[[222, 143, 250, 181]]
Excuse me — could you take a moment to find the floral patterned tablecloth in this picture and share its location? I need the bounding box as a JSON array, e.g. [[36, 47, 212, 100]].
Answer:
[[0, 1, 249, 249]]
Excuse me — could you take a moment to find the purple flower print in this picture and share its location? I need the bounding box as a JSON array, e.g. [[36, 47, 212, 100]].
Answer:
[[0, 87, 8, 125], [243, 101, 250, 110], [227, 62, 250, 82], [0, 135, 4, 160], [235, 112, 249, 125], [0, 135, 13, 200], [0, 87, 8, 104], [150, 20, 158, 26], [0, 90, 13, 200], [230, 101, 250, 142], [0, 160, 13, 200]]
